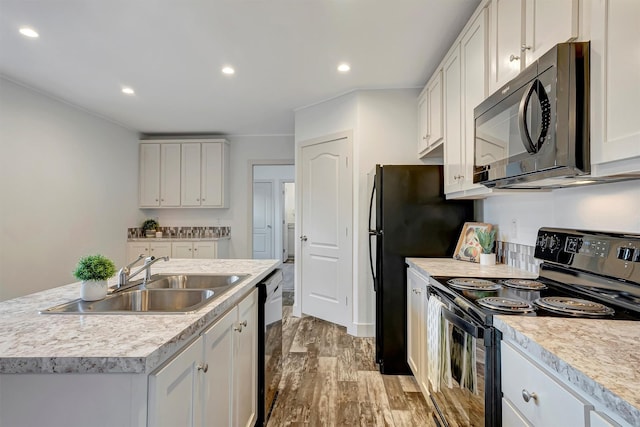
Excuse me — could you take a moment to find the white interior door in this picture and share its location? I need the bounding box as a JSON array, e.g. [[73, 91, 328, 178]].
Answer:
[[252, 180, 274, 259], [300, 136, 352, 327]]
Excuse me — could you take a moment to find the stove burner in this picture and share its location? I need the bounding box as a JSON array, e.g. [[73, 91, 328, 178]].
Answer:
[[477, 297, 535, 313], [446, 278, 502, 291], [502, 279, 547, 290], [534, 297, 615, 317]]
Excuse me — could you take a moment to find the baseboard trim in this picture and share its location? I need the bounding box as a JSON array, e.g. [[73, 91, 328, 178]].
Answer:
[[347, 322, 375, 338]]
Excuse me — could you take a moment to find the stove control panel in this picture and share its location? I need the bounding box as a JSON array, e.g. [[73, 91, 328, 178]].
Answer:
[[535, 227, 639, 283]]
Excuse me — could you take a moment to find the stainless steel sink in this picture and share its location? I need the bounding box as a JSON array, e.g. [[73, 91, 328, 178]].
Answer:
[[41, 289, 215, 314], [144, 274, 248, 291]]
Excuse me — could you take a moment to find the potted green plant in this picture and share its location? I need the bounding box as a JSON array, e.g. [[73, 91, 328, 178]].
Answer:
[[73, 254, 116, 301], [476, 228, 497, 266], [142, 218, 159, 238]]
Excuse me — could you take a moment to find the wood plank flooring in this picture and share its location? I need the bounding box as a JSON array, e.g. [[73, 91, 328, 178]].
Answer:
[[267, 305, 437, 426]]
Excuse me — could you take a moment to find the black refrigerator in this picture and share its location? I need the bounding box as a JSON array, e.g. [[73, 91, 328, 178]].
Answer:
[[368, 165, 474, 374]]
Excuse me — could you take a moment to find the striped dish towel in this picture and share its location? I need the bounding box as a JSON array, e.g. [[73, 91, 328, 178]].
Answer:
[[427, 295, 446, 392]]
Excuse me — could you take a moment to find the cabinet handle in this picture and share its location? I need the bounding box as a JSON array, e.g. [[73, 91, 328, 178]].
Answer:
[[521, 44, 531, 52], [233, 319, 248, 333], [197, 363, 209, 373], [510, 54, 520, 62], [155, 198, 159, 202], [521, 389, 538, 403]]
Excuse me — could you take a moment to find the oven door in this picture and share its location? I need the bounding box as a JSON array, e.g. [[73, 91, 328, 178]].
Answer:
[[426, 284, 500, 427]]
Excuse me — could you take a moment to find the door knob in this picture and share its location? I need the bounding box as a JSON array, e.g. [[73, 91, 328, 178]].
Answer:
[[300, 235, 308, 241]]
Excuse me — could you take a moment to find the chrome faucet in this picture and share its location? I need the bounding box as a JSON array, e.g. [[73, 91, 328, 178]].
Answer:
[[129, 256, 170, 283], [116, 254, 146, 288]]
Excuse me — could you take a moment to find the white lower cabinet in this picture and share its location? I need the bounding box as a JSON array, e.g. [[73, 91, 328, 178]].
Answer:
[[127, 242, 171, 264], [406, 266, 429, 396], [501, 340, 594, 427], [148, 288, 258, 427], [171, 240, 228, 259]]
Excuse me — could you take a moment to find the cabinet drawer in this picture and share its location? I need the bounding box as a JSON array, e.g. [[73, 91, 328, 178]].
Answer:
[[502, 397, 532, 427], [501, 341, 593, 426]]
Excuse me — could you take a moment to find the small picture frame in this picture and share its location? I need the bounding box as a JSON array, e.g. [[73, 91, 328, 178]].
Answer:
[[453, 222, 493, 263]]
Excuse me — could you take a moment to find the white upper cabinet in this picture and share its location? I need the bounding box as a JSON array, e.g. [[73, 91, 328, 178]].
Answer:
[[460, 8, 489, 193], [160, 143, 181, 206], [139, 139, 229, 208], [418, 71, 444, 158], [589, 0, 640, 175], [489, 0, 578, 94], [489, 0, 524, 93], [201, 142, 226, 208], [524, 0, 578, 64], [181, 143, 203, 207], [443, 45, 463, 193], [139, 144, 161, 207]]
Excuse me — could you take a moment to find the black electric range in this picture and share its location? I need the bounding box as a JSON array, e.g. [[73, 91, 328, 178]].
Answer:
[[426, 227, 640, 427], [431, 227, 640, 326]]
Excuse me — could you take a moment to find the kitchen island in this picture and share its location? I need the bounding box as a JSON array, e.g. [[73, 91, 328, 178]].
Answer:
[[0, 258, 279, 427]]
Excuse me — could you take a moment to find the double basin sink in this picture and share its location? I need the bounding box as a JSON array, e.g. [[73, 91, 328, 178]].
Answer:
[[41, 274, 249, 315]]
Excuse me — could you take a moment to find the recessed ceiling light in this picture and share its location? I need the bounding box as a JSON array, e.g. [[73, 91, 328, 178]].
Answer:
[[337, 63, 351, 73], [121, 87, 135, 95], [222, 66, 235, 75], [19, 27, 39, 38]]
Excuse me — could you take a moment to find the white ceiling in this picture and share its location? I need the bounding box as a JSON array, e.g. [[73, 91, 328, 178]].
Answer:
[[0, 0, 480, 135]]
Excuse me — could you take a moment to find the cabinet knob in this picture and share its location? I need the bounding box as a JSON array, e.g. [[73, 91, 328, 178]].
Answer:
[[521, 44, 531, 51], [155, 199, 159, 202], [189, 248, 192, 251], [197, 363, 209, 373], [300, 235, 308, 241], [202, 198, 205, 201], [509, 54, 520, 62], [161, 198, 164, 201], [196, 198, 200, 201], [234, 323, 243, 333], [521, 389, 538, 403], [240, 320, 247, 327], [194, 248, 198, 251], [422, 136, 427, 140]]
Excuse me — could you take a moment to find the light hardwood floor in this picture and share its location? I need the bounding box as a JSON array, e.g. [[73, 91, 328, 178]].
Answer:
[[267, 305, 436, 426]]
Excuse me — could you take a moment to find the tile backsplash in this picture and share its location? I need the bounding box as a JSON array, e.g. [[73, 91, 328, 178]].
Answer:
[[495, 241, 541, 274], [128, 226, 230, 239]]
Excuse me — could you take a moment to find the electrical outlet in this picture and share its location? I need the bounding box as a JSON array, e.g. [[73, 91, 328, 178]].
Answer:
[[510, 219, 518, 239]]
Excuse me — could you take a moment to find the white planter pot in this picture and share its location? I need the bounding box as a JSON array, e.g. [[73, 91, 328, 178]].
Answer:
[[80, 280, 108, 301], [480, 253, 496, 266]]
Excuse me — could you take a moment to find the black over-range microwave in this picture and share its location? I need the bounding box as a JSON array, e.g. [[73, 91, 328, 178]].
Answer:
[[473, 42, 590, 189]]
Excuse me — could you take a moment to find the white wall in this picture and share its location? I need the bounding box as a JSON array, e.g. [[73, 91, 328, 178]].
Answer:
[[0, 78, 140, 301], [143, 135, 294, 259], [294, 88, 420, 336], [253, 164, 295, 261], [482, 180, 640, 245]]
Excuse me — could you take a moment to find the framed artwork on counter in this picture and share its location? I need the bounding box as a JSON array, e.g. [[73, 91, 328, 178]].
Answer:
[[453, 222, 492, 263]]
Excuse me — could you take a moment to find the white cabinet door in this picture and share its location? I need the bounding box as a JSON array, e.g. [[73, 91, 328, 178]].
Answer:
[[127, 242, 150, 264], [202, 304, 236, 427], [216, 239, 229, 259], [417, 91, 430, 155], [460, 7, 488, 191], [443, 44, 463, 194], [590, 410, 621, 427], [181, 143, 202, 207], [234, 289, 258, 427], [524, 0, 578, 65], [193, 242, 216, 259], [149, 242, 171, 259], [148, 336, 203, 427], [489, 0, 524, 93], [172, 242, 194, 258], [502, 398, 533, 427], [160, 143, 181, 207], [201, 143, 225, 208], [427, 71, 444, 147], [139, 144, 161, 207], [590, 0, 640, 173], [406, 268, 425, 381]]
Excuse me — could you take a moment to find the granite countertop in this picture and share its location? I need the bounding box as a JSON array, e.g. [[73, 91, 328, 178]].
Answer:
[[128, 236, 231, 242], [406, 257, 538, 279], [0, 259, 278, 375], [496, 316, 640, 426]]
